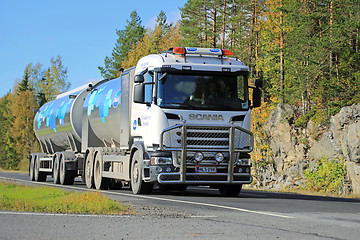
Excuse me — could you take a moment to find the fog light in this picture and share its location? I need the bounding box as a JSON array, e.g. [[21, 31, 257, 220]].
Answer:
[[238, 168, 243, 173], [156, 167, 163, 173], [151, 157, 172, 165], [166, 167, 172, 172], [215, 152, 224, 162], [194, 152, 204, 162], [246, 167, 250, 173], [238, 158, 251, 166]]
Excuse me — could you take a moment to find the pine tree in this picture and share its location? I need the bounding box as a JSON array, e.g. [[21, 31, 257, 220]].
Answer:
[[122, 12, 181, 69], [99, 11, 145, 78], [179, 0, 213, 47], [0, 94, 13, 169], [35, 55, 69, 102]]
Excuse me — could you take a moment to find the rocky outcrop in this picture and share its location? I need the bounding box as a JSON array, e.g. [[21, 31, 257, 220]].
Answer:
[[253, 103, 360, 194]]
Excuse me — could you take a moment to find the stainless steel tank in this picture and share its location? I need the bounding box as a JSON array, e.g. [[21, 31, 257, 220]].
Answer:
[[84, 77, 122, 147], [34, 84, 91, 153]]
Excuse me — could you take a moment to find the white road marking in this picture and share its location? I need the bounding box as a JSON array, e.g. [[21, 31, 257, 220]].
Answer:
[[0, 177, 295, 219], [190, 215, 218, 218]]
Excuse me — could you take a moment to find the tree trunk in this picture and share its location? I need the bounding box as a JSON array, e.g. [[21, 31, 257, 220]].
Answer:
[[222, 0, 226, 48], [212, 0, 217, 48]]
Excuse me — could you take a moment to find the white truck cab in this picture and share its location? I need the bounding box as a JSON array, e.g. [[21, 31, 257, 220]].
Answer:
[[130, 47, 262, 195]]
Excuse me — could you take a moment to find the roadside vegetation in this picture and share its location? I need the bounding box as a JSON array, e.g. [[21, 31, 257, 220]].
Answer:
[[0, 182, 132, 215]]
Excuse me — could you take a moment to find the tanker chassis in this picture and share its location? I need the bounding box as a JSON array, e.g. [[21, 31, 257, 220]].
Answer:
[[29, 47, 262, 196]]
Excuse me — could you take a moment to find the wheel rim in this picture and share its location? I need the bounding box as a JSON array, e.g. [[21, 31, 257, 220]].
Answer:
[[85, 154, 93, 188], [133, 161, 139, 184], [34, 158, 38, 180], [94, 160, 100, 186], [29, 156, 34, 180], [53, 157, 58, 183], [60, 158, 64, 184]]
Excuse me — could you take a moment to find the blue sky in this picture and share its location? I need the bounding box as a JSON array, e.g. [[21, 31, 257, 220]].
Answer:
[[0, 0, 187, 98]]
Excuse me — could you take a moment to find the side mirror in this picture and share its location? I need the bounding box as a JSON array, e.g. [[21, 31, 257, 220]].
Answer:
[[255, 78, 263, 88], [252, 88, 262, 108], [134, 75, 145, 83], [134, 83, 145, 103]]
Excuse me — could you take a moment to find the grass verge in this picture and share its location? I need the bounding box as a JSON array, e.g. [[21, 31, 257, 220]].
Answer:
[[0, 182, 133, 215]]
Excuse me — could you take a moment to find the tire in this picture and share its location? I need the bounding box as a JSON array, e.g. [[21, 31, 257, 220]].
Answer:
[[130, 150, 153, 194], [34, 155, 47, 182], [84, 149, 94, 189], [94, 149, 108, 190], [53, 154, 60, 184], [218, 184, 242, 197], [59, 155, 75, 185], [29, 155, 35, 181]]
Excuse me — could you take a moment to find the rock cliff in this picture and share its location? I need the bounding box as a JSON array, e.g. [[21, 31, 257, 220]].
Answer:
[[252, 103, 360, 194]]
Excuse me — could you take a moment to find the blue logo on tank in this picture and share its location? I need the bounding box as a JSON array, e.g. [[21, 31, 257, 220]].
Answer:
[[36, 98, 73, 132], [87, 84, 121, 124], [133, 120, 137, 130], [113, 90, 121, 108]]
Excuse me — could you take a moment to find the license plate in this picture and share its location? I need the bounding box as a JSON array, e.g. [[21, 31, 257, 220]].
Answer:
[[195, 166, 217, 173]]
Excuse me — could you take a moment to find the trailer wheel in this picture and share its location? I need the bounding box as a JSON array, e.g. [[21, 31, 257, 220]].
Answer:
[[84, 149, 94, 189], [130, 150, 153, 194], [29, 155, 35, 181], [94, 149, 107, 190], [218, 184, 242, 197], [34, 155, 47, 182], [59, 155, 75, 185], [53, 154, 60, 184]]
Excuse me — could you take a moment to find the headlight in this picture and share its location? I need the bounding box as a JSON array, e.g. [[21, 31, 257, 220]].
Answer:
[[151, 157, 172, 165], [194, 152, 204, 162], [215, 152, 224, 162]]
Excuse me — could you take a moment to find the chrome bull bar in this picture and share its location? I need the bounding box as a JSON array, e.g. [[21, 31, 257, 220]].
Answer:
[[159, 124, 253, 184]]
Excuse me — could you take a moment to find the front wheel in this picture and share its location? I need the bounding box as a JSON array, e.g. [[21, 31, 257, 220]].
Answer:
[[130, 150, 153, 194]]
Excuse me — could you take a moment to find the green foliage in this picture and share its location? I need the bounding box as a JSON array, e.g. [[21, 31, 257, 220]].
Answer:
[[36, 55, 70, 102], [0, 56, 68, 169], [304, 158, 347, 193], [0, 182, 130, 215], [99, 11, 145, 78]]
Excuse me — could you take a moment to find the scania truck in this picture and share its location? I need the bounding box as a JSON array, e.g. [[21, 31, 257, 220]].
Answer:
[[30, 47, 262, 196]]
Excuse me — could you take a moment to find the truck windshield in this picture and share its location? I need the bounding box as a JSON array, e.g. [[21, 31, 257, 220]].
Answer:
[[156, 72, 249, 111]]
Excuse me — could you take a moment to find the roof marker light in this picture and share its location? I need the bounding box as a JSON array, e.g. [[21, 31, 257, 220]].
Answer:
[[173, 47, 186, 54], [222, 49, 233, 56]]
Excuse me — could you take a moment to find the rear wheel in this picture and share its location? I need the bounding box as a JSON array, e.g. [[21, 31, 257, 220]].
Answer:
[[34, 155, 47, 182], [59, 155, 75, 185], [53, 154, 60, 184], [29, 155, 35, 181], [130, 150, 153, 194], [84, 149, 94, 189], [94, 149, 108, 190], [218, 184, 242, 197]]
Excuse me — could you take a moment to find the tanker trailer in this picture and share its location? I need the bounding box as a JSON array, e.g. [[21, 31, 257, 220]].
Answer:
[[30, 47, 262, 196]]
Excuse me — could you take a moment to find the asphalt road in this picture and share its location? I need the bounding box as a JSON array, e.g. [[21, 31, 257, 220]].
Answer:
[[1, 171, 360, 240]]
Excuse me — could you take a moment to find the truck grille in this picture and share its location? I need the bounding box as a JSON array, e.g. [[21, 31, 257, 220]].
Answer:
[[161, 125, 253, 152]]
